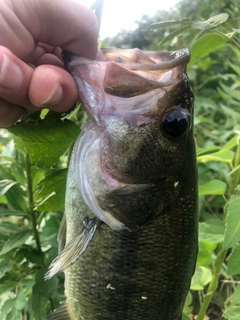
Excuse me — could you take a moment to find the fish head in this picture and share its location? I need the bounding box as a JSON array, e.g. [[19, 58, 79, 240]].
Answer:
[[63, 48, 195, 231]]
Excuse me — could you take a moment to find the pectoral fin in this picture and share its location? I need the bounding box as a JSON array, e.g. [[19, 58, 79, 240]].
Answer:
[[45, 301, 72, 320], [57, 214, 66, 254], [45, 218, 98, 280]]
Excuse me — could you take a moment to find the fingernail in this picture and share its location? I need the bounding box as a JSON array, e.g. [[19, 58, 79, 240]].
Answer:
[[42, 82, 63, 105], [0, 54, 23, 88]]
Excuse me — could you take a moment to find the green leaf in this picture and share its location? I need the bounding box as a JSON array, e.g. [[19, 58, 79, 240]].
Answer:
[[223, 306, 240, 319], [31, 269, 57, 320], [0, 259, 14, 278], [230, 285, 240, 306], [224, 195, 240, 249], [8, 119, 80, 168], [0, 299, 15, 319], [0, 179, 17, 197], [35, 169, 67, 212], [197, 146, 221, 157], [0, 221, 21, 234], [223, 136, 238, 150], [190, 266, 212, 290], [197, 241, 216, 266], [190, 34, 227, 66], [159, 26, 190, 45], [15, 291, 27, 310], [5, 307, 22, 320], [147, 18, 191, 30], [227, 245, 240, 275], [197, 149, 234, 164], [0, 280, 19, 292], [0, 229, 32, 255], [0, 208, 28, 217], [199, 219, 225, 243], [191, 13, 229, 30], [198, 180, 227, 196]]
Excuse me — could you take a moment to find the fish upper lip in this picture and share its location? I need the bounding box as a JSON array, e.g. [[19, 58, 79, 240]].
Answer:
[[63, 48, 190, 70]]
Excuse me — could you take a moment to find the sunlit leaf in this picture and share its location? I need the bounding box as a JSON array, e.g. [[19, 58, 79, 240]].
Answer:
[[223, 306, 240, 319], [190, 34, 227, 66], [147, 18, 191, 30], [198, 180, 227, 196], [190, 266, 212, 290], [197, 149, 234, 164], [199, 219, 225, 243], [197, 146, 221, 157], [197, 241, 216, 266], [223, 195, 240, 249], [227, 245, 240, 275], [191, 13, 229, 30], [223, 136, 238, 150]]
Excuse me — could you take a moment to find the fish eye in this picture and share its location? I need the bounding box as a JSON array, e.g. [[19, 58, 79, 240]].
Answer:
[[162, 109, 190, 138]]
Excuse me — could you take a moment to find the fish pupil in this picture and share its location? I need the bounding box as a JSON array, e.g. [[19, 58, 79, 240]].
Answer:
[[162, 110, 189, 138]]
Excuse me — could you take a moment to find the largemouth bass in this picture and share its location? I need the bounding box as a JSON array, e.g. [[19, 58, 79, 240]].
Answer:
[[46, 48, 198, 320]]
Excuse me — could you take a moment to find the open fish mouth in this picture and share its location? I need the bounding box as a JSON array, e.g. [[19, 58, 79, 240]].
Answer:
[[63, 48, 193, 231], [63, 48, 191, 126]]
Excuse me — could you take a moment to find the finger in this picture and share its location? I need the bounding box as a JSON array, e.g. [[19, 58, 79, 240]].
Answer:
[[5, 0, 99, 59], [0, 46, 34, 106], [28, 64, 78, 112], [0, 99, 26, 128]]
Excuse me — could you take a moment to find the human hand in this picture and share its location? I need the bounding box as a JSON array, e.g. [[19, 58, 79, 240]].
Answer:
[[0, 0, 98, 128]]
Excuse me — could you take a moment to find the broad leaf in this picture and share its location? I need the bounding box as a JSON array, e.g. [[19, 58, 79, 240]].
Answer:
[[190, 34, 227, 66], [0, 229, 33, 255], [147, 18, 191, 30], [227, 245, 240, 275], [35, 169, 67, 212], [190, 266, 212, 290], [0, 179, 17, 197], [223, 195, 240, 249], [198, 180, 227, 196], [8, 119, 80, 168], [191, 13, 229, 30], [223, 307, 240, 319], [199, 219, 225, 243]]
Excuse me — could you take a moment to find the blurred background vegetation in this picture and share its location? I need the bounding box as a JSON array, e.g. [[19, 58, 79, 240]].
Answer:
[[0, 0, 240, 319]]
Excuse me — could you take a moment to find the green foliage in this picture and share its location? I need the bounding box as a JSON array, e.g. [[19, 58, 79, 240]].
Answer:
[[1, 0, 240, 319], [0, 112, 79, 319]]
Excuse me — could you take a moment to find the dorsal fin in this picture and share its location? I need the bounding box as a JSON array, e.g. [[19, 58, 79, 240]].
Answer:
[[45, 218, 98, 280], [45, 301, 72, 320]]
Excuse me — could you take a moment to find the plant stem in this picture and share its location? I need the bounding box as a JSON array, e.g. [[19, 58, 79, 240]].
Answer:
[[25, 154, 42, 253], [197, 245, 226, 320]]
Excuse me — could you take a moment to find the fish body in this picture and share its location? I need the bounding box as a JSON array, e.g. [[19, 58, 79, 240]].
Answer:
[[46, 48, 198, 320]]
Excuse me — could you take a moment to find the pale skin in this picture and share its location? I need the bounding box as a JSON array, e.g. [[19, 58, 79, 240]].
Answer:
[[0, 0, 99, 128]]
